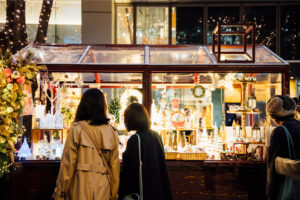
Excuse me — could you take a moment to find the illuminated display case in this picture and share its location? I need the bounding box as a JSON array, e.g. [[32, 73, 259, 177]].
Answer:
[[19, 43, 289, 161]]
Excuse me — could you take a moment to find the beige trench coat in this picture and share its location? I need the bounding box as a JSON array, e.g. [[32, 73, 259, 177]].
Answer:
[[53, 121, 120, 200], [275, 156, 300, 180]]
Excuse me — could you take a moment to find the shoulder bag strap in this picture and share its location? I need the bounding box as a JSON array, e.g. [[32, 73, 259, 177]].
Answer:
[[280, 125, 296, 159], [136, 134, 143, 200], [78, 121, 114, 182]]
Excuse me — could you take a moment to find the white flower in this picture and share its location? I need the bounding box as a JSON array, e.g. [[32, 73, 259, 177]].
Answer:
[[11, 70, 20, 79], [6, 106, 14, 113], [6, 83, 13, 90]]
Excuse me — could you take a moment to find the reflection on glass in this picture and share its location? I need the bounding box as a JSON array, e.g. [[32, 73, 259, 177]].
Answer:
[[82, 46, 145, 64], [243, 6, 276, 52], [281, 6, 300, 60], [25, 45, 87, 63], [51, 72, 143, 132], [207, 46, 281, 63], [207, 7, 239, 44], [0, 0, 82, 43], [151, 72, 281, 159], [0, 0, 6, 32], [176, 7, 203, 44], [136, 7, 169, 44], [116, 6, 134, 44], [150, 46, 211, 64]]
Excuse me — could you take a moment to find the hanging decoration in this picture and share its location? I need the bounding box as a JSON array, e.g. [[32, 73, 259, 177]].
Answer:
[[0, 52, 42, 178], [192, 85, 205, 98]]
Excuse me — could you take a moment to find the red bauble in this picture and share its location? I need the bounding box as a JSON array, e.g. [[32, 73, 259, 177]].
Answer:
[[16, 76, 25, 85]]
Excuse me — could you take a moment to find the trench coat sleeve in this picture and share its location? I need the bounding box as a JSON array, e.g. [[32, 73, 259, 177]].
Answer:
[[53, 126, 78, 200], [110, 134, 120, 200], [267, 127, 287, 200], [275, 157, 300, 180]]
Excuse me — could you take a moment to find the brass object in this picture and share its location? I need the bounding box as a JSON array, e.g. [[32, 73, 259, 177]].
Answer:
[[227, 74, 261, 139]]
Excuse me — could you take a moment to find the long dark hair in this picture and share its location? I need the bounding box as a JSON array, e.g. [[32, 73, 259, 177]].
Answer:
[[75, 88, 109, 125], [124, 103, 151, 131]]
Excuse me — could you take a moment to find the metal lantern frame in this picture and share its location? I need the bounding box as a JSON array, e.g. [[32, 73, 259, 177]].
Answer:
[[212, 23, 255, 63]]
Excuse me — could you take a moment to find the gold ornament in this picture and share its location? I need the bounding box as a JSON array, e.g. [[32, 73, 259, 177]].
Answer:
[[0, 76, 6, 88], [4, 118, 12, 125], [12, 112, 18, 119], [9, 136, 17, 144], [12, 92, 18, 101], [13, 83, 19, 91], [13, 102, 20, 110], [0, 136, 5, 144]]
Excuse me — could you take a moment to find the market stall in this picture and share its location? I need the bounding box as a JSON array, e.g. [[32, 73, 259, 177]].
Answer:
[[4, 41, 289, 200]]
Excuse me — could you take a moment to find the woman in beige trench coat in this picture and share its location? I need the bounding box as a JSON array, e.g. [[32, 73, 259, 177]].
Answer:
[[53, 88, 120, 200]]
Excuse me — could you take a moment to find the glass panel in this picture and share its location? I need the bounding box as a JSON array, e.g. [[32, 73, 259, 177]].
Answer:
[[243, 6, 276, 52], [207, 7, 239, 44], [136, 7, 169, 44], [207, 46, 282, 63], [24, 45, 87, 63], [150, 46, 212, 64], [151, 72, 281, 160], [281, 6, 300, 60], [0, 0, 81, 43], [116, 6, 134, 44], [46, 72, 143, 129], [82, 46, 145, 64], [176, 7, 204, 44], [53, 0, 82, 43], [26, 1, 44, 42], [0, 0, 6, 32], [32, 72, 143, 159]]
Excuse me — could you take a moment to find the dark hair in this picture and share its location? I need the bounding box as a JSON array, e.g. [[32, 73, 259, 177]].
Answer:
[[268, 95, 295, 122], [124, 103, 151, 131], [75, 88, 109, 125], [293, 97, 299, 105]]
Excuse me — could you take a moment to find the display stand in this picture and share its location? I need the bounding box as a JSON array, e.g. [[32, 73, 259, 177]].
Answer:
[[227, 74, 264, 160], [31, 128, 66, 158]]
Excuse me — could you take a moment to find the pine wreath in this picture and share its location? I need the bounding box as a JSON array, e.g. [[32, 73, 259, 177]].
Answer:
[[192, 85, 205, 98]]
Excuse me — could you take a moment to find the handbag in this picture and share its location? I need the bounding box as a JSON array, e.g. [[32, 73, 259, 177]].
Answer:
[[78, 121, 114, 182], [123, 134, 143, 200], [277, 125, 300, 200]]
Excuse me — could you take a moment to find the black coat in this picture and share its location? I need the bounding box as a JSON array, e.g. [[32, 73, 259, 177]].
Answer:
[[119, 129, 173, 200], [267, 119, 300, 200]]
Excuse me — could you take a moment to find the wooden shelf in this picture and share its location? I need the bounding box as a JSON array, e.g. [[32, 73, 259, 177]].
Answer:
[[227, 109, 261, 114], [32, 128, 65, 131]]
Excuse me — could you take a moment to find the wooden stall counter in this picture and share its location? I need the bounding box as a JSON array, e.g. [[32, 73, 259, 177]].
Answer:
[[0, 160, 267, 200]]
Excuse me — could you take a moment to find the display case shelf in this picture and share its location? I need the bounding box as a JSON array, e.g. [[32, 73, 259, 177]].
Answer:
[[227, 109, 261, 114]]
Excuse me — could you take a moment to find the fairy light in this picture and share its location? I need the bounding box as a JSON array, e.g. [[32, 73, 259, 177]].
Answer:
[[0, 0, 54, 52]]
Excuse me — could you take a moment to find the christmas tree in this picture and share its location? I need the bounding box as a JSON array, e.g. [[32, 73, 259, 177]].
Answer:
[[17, 138, 32, 159], [108, 98, 121, 123]]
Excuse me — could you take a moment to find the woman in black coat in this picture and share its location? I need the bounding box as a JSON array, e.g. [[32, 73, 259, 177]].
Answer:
[[119, 103, 173, 200], [266, 95, 300, 200]]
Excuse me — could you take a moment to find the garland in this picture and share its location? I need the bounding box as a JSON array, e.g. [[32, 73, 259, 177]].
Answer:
[[192, 85, 205, 98], [0, 52, 42, 178]]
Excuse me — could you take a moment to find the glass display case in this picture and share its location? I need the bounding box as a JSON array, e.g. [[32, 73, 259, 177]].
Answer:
[[18, 43, 289, 161]]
